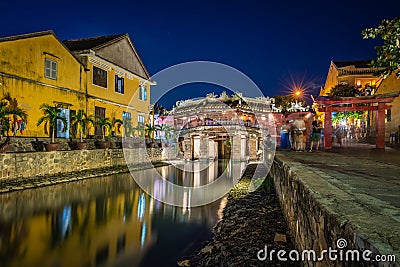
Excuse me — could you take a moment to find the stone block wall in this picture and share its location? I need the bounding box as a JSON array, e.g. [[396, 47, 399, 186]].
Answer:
[[0, 147, 167, 180], [270, 157, 391, 267], [5, 136, 126, 152]]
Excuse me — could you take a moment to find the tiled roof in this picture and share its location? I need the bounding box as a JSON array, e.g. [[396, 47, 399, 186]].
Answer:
[[0, 30, 54, 42], [63, 34, 125, 51], [333, 60, 373, 68]]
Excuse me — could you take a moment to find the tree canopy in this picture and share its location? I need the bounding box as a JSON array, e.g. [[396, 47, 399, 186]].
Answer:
[[327, 84, 361, 97], [362, 16, 400, 79]]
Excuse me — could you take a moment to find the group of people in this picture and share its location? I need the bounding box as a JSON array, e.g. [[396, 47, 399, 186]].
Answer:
[[280, 118, 322, 152]]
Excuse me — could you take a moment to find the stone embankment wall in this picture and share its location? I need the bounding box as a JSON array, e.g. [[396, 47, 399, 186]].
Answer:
[[270, 157, 391, 267], [0, 147, 174, 180], [6, 136, 129, 152]]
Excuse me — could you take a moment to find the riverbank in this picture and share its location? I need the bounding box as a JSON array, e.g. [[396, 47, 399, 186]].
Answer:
[[0, 161, 169, 193], [182, 164, 299, 267]]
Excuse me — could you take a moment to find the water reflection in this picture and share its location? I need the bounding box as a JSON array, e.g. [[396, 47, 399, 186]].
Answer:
[[0, 161, 232, 267], [132, 159, 247, 207]]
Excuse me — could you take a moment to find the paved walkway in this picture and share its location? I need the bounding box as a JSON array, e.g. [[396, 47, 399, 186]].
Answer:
[[275, 142, 400, 265]]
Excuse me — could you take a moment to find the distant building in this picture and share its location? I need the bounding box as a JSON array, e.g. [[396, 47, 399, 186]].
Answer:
[[374, 71, 400, 143], [321, 60, 382, 96]]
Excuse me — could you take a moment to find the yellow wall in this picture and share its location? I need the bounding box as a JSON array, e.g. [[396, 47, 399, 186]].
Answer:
[[0, 33, 87, 137], [375, 71, 400, 140]]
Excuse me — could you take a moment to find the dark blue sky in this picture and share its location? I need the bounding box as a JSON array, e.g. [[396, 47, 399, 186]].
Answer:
[[2, 0, 400, 108]]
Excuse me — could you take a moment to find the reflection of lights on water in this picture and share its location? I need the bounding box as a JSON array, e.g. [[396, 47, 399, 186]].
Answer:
[[140, 223, 147, 247], [60, 205, 72, 238], [138, 193, 146, 222], [217, 197, 228, 221], [182, 191, 188, 214], [149, 198, 154, 215], [182, 191, 191, 213]]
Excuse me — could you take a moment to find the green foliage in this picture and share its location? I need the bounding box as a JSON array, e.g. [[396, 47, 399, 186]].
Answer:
[[122, 117, 134, 137], [111, 118, 123, 133], [145, 124, 156, 139], [95, 116, 112, 141], [274, 94, 306, 111], [328, 84, 363, 123], [70, 110, 94, 142], [362, 16, 400, 79], [37, 103, 68, 143], [134, 124, 145, 138], [274, 95, 294, 110], [332, 111, 364, 124], [327, 84, 360, 97], [0, 94, 28, 137]]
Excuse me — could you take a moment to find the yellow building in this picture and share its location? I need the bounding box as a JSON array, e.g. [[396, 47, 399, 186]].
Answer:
[[374, 71, 400, 142], [0, 30, 87, 137], [64, 34, 155, 136], [0, 30, 154, 138], [321, 60, 382, 96]]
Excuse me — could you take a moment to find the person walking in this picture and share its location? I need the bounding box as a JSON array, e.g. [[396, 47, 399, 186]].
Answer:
[[309, 120, 321, 152], [280, 120, 291, 149]]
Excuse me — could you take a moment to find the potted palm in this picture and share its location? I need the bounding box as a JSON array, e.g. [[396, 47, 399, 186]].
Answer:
[[95, 116, 112, 149], [70, 109, 94, 150], [1, 93, 28, 138], [111, 117, 123, 148], [145, 124, 156, 148], [0, 98, 27, 153], [161, 124, 173, 147], [37, 103, 67, 152]]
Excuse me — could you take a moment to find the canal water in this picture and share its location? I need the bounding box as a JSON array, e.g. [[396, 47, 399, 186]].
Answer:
[[0, 160, 242, 267]]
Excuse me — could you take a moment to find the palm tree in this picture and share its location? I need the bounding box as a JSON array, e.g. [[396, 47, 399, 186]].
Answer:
[[70, 110, 94, 142], [122, 117, 134, 137], [133, 124, 145, 138], [145, 124, 156, 139], [0, 94, 28, 137], [37, 103, 68, 144], [111, 117, 124, 136], [95, 116, 112, 141]]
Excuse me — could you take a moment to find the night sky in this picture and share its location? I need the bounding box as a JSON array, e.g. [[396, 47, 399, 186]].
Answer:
[[2, 0, 400, 108]]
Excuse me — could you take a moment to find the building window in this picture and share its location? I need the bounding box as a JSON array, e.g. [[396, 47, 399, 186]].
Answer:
[[115, 75, 124, 94], [93, 66, 108, 88], [139, 85, 147, 101], [387, 109, 392, 122], [45, 58, 57, 80], [122, 111, 131, 119], [95, 106, 106, 136], [138, 115, 145, 125]]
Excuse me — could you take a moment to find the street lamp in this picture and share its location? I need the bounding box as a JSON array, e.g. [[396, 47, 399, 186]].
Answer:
[[293, 88, 303, 99]]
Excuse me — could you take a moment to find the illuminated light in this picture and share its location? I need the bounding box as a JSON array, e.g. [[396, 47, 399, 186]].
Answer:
[[356, 80, 361, 87], [141, 224, 147, 247], [138, 193, 146, 221]]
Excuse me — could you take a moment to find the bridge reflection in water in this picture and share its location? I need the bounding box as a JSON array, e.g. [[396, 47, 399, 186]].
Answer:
[[0, 160, 241, 267]]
